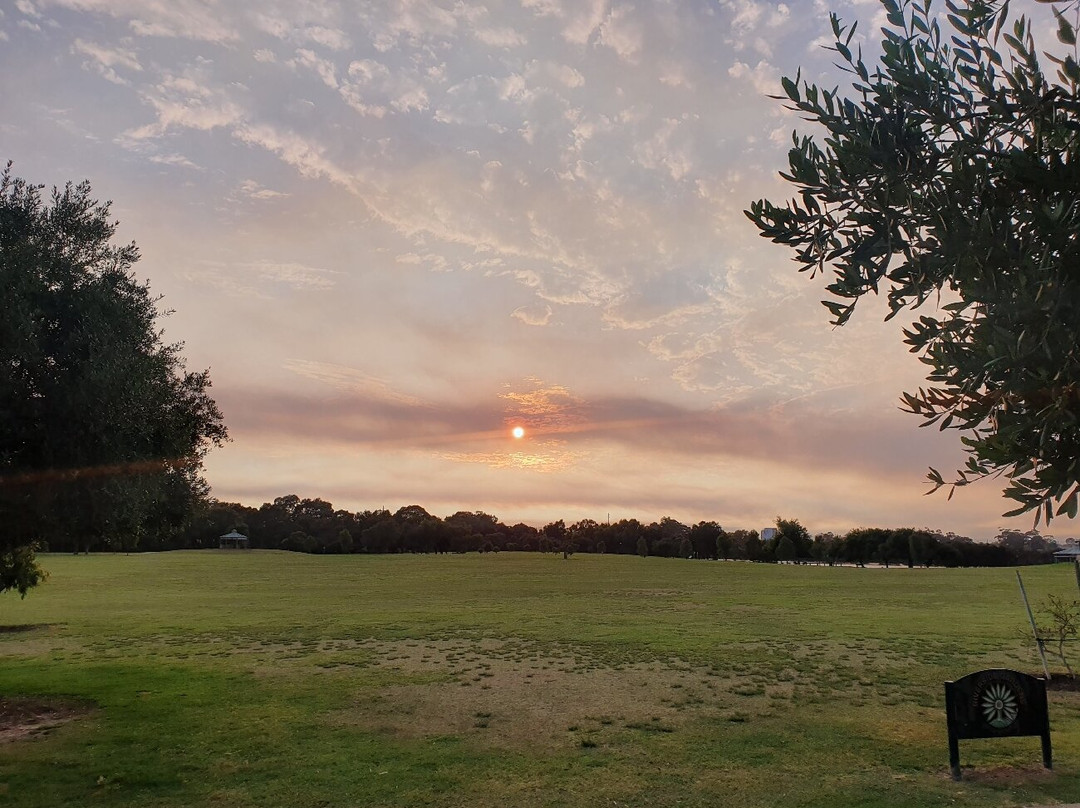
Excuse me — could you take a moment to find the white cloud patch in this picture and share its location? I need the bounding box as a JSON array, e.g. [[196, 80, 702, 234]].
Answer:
[[634, 117, 695, 181], [521, 0, 564, 18], [234, 179, 289, 200], [474, 25, 526, 48], [525, 60, 585, 88], [512, 303, 554, 326], [148, 152, 200, 170], [187, 259, 339, 297], [290, 48, 338, 89], [723, 0, 765, 36], [597, 3, 643, 62], [72, 38, 141, 84], [15, 0, 42, 18], [728, 59, 779, 96], [303, 24, 350, 51], [562, 0, 606, 45], [340, 58, 427, 115], [41, 0, 240, 42]]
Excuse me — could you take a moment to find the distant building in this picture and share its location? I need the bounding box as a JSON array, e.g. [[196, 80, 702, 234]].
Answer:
[[760, 527, 777, 542], [219, 530, 250, 550], [1053, 538, 1080, 562]]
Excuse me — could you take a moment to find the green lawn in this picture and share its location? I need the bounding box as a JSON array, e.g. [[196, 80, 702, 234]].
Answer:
[[1, 551, 1077, 807]]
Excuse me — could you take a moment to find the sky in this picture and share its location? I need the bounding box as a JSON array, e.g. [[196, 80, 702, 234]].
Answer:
[[2, 0, 1074, 541]]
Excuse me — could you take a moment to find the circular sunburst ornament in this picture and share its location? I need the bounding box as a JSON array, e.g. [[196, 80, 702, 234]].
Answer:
[[980, 682, 1019, 729]]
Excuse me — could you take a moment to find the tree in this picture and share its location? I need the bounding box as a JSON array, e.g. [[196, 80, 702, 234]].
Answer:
[[811, 532, 841, 565], [1038, 594, 1080, 676], [689, 520, 723, 559], [744, 533, 764, 562], [774, 517, 811, 559], [1, 165, 227, 588], [746, 0, 1080, 522], [776, 535, 797, 563]]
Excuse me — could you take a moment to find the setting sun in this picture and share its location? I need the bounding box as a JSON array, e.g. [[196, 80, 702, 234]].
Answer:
[[512, 426, 525, 439]]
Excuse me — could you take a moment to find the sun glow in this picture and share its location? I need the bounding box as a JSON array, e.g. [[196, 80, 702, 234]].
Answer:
[[511, 426, 525, 439]]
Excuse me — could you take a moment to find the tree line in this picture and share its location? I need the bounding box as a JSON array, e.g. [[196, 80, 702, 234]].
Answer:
[[54, 494, 1063, 568]]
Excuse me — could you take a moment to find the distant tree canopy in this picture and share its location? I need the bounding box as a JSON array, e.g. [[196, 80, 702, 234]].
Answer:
[[0, 164, 227, 590], [175, 495, 1066, 567], [773, 517, 812, 559], [746, 0, 1080, 522]]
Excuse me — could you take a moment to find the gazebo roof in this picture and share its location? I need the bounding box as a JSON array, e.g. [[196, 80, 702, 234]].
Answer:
[[1053, 545, 1080, 557], [220, 530, 248, 539]]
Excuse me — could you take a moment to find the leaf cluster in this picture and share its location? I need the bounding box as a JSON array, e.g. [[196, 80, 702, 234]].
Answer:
[[746, 0, 1080, 522]]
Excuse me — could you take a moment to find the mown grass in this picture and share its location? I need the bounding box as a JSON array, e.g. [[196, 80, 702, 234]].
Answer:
[[0, 551, 1077, 807]]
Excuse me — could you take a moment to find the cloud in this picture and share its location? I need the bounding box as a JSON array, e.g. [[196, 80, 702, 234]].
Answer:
[[474, 25, 526, 48], [722, 0, 765, 36], [561, 0, 607, 45], [521, 0, 564, 19], [42, 0, 239, 43], [728, 59, 779, 96], [525, 60, 585, 89], [148, 152, 201, 170], [511, 303, 554, 326], [290, 48, 338, 89], [15, 0, 41, 18], [185, 259, 339, 296], [72, 38, 141, 84], [597, 3, 643, 62], [214, 375, 958, 488], [634, 117, 695, 181], [341, 58, 428, 115], [283, 360, 425, 407], [500, 380, 588, 433], [303, 24, 350, 51], [441, 442, 582, 472], [233, 179, 289, 200], [121, 69, 245, 141]]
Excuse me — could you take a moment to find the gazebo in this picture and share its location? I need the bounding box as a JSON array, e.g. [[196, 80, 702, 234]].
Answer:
[[218, 530, 250, 550], [1053, 544, 1080, 563]]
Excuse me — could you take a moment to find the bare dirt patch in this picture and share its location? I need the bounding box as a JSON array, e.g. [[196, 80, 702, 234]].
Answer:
[[0, 697, 94, 743], [328, 638, 776, 750]]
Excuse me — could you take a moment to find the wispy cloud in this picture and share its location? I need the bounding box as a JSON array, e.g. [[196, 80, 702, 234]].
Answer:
[[72, 38, 140, 84], [185, 259, 339, 297], [43, 0, 240, 43], [283, 360, 425, 407]]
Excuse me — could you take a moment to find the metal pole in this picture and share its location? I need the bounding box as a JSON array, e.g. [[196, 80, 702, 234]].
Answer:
[[1017, 570, 1052, 680], [1074, 558, 1079, 593]]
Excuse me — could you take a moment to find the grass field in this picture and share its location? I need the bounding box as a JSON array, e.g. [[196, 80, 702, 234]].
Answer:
[[0, 551, 1078, 807]]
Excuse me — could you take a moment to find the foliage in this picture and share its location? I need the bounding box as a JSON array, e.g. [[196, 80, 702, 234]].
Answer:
[[688, 520, 723, 559], [166, 493, 1073, 567], [1038, 593, 1080, 676], [776, 535, 798, 562], [746, 0, 1080, 522], [0, 542, 47, 598], [774, 516, 812, 558], [0, 165, 227, 590]]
